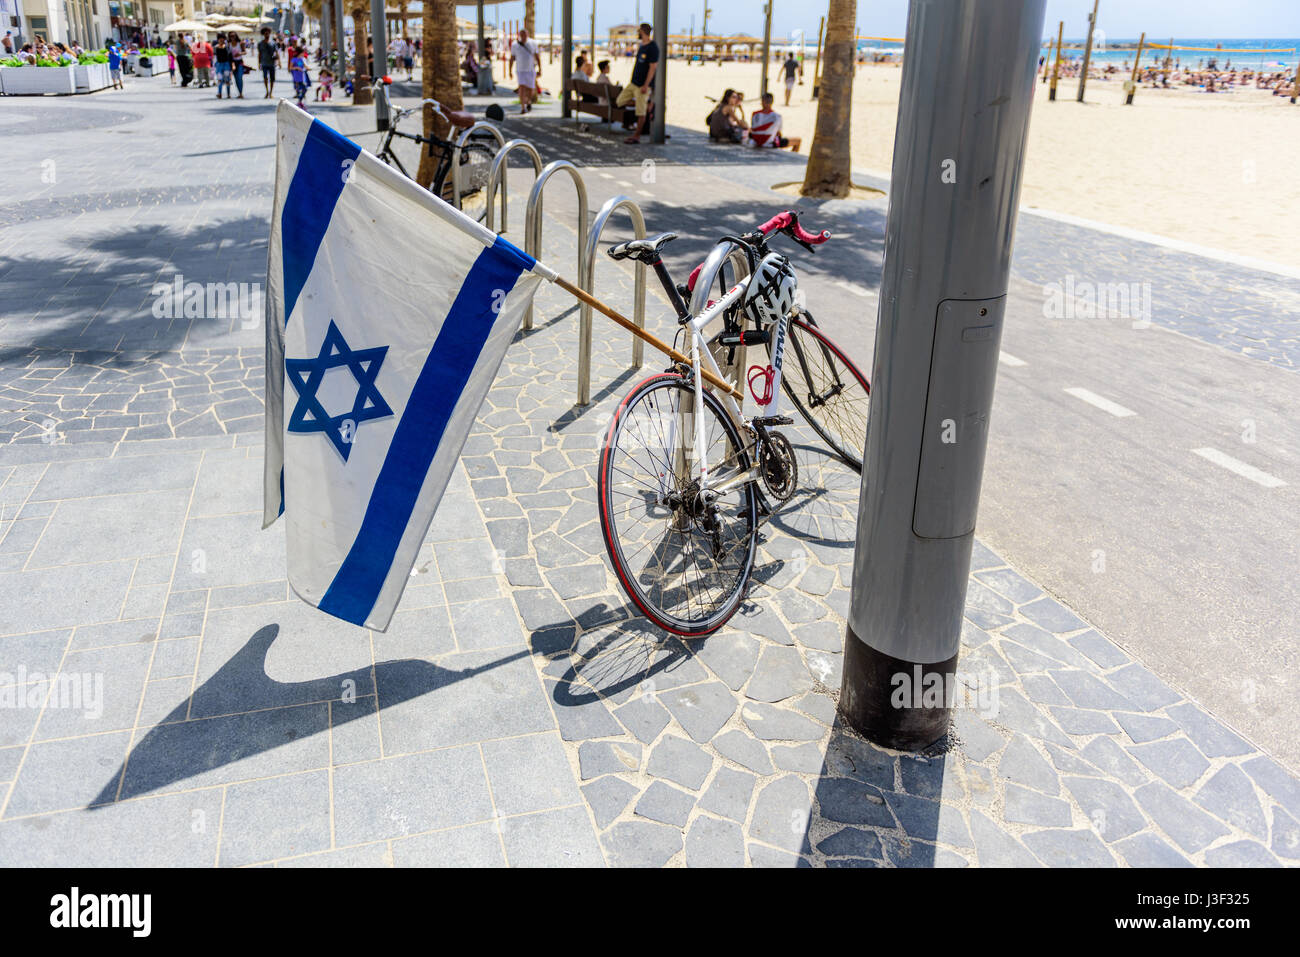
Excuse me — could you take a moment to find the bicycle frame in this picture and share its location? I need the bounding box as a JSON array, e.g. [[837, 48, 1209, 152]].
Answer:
[[372, 81, 455, 187], [662, 269, 796, 501]]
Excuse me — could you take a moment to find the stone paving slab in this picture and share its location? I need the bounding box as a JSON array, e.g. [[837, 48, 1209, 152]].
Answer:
[[0, 82, 1297, 867]]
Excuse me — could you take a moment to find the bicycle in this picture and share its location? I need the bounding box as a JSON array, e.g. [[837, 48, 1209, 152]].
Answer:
[[371, 76, 499, 221], [597, 211, 872, 637]]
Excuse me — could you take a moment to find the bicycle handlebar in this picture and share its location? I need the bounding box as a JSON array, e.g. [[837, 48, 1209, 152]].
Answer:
[[685, 210, 830, 292], [756, 210, 830, 246]]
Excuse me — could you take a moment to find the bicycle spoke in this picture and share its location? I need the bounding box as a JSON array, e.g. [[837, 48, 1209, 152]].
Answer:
[[774, 317, 870, 470]]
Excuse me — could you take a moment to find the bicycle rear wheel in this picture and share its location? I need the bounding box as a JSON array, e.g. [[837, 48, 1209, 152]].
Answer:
[[769, 313, 871, 472], [455, 141, 495, 223], [598, 373, 758, 637]]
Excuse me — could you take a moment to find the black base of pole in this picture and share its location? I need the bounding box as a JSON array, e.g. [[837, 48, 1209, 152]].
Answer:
[[839, 624, 958, 752], [1048, 87, 1056, 100], [1125, 92, 1134, 104]]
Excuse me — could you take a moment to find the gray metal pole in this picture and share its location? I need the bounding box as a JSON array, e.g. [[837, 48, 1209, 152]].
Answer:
[[561, 0, 573, 117], [335, 0, 349, 84], [841, 0, 1046, 751], [321, 0, 332, 77], [372, 0, 390, 129], [651, 0, 667, 143], [1076, 0, 1099, 102]]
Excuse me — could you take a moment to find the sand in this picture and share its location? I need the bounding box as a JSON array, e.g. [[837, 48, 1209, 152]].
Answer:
[[645, 59, 1299, 267]]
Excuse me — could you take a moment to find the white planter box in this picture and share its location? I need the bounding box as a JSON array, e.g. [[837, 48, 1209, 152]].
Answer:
[[0, 65, 77, 95], [74, 62, 111, 92]]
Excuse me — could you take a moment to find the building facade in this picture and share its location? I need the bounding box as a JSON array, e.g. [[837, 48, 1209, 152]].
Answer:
[[3, 0, 262, 49]]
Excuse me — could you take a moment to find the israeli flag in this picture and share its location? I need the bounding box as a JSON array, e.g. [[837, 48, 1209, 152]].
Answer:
[[263, 102, 554, 631]]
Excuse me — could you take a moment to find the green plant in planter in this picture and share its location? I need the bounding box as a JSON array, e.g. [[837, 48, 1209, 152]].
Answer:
[[0, 56, 22, 68], [35, 56, 65, 67], [142, 47, 168, 56], [78, 52, 109, 64]]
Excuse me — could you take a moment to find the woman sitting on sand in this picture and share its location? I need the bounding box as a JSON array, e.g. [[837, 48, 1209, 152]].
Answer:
[[708, 89, 748, 144]]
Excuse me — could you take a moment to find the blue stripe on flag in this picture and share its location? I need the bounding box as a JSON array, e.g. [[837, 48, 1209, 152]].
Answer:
[[318, 237, 531, 626], [281, 119, 362, 324]]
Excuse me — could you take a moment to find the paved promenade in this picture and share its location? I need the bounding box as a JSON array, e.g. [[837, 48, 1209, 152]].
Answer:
[[0, 80, 1296, 866]]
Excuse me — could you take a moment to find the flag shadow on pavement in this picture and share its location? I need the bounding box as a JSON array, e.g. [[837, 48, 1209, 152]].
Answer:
[[88, 622, 529, 808]]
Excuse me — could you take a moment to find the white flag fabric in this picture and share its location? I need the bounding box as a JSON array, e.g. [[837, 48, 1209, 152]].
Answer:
[[263, 102, 554, 630]]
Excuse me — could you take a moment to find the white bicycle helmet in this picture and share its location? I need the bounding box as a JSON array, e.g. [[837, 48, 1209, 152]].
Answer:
[[744, 252, 798, 327]]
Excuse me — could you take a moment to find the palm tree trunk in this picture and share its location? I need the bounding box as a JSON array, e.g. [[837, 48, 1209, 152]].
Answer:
[[525, 0, 535, 36], [801, 0, 856, 198], [416, 0, 464, 188], [352, 3, 372, 104]]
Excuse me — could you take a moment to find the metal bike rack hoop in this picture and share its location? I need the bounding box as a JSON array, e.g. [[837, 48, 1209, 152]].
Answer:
[[579, 195, 647, 406], [485, 138, 543, 234], [688, 239, 751, 316], [523, 160, 590, 331], [450, 120, 507, 212]]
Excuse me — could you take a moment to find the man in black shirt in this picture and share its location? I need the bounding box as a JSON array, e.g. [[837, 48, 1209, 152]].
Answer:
[[615, 22, 659, 144], [781, 52, 800, 105], [258, 27, 280, 98]]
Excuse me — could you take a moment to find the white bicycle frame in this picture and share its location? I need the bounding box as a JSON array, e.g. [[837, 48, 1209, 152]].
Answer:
[[656, 267, 795, 503]]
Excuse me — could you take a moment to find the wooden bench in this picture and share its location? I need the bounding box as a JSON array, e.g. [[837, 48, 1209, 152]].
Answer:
[[567, 76, 623, 128]]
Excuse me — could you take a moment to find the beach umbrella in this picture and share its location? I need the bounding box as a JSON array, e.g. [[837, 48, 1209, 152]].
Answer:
[[162, 19, 209, 34]]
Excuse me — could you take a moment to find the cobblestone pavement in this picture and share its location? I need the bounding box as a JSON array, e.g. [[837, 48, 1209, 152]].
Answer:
[[0, 82, 1297, 867]]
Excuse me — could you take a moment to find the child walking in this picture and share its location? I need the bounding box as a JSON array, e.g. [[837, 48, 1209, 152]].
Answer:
[[167, 47, 176, 85], [315, 67, 333, 101], [289, 46, 309, 107]]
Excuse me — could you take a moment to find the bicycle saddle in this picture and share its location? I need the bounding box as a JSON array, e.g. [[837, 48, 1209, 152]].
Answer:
[[607, 231, 678, 263], [445, 108, 476, 129]]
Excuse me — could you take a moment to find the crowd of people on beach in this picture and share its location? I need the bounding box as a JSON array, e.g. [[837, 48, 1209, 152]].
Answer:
[[1043, 54, 1298, 95]]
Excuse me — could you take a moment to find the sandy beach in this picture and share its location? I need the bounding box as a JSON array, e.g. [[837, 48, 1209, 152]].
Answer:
[[634, 59, 1300, 267]]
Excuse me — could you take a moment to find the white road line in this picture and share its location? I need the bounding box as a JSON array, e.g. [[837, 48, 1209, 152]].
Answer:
[[597, 172, 615, 179], [834, 280, 873, 298], [1192, 448, 1287, 488], [999, 351, 1026, 367], [1063, 387, 1137, 418], [637, 189, 654, 199]]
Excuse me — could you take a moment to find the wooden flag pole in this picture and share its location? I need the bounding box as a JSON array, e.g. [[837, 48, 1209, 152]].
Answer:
[[550, 275, 745, 400]]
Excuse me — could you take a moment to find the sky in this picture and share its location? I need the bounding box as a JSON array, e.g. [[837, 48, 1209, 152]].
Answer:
[[453, 1, 1300, 41]]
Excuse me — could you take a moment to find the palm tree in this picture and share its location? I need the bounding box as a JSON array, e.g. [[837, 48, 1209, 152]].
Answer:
[[351, 2, 371, 104], [525, 0, 535, 36], [415, 0, 463, 188], [801, 0, 855, 197], [398, 0, 409, 39]]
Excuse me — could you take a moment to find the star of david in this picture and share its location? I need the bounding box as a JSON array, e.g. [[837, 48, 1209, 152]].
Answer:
[[285, 320, 393, 461]]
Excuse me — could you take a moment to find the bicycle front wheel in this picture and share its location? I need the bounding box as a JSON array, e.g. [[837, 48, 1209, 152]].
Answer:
[[770, 313, 871, 472], [598, 373, 758, 637]]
